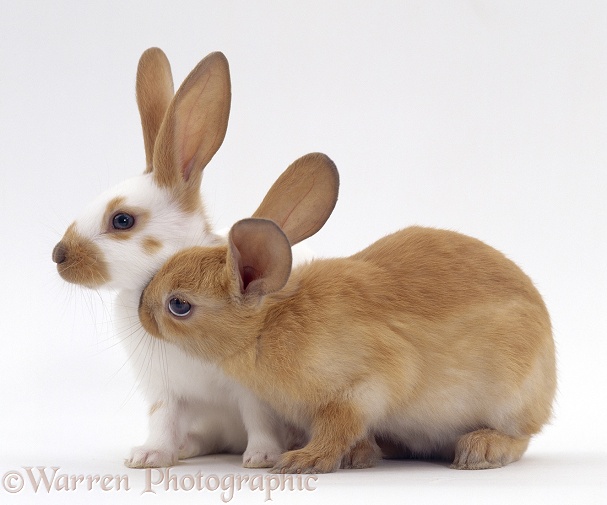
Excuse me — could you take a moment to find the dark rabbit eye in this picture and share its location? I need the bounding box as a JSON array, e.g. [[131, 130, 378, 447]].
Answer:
[[112, 212, 135, 230], [168, 297, 192, 317]]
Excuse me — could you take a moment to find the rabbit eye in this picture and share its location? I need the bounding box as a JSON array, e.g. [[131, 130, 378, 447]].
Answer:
[[168, 297, 192, 317], [112, 212, 135, 230]]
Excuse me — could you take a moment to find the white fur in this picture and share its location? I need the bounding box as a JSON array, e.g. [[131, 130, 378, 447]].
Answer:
[[75, 174, 213, 291]]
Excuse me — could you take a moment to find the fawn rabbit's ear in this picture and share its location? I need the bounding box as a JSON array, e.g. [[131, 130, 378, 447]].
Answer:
[[252, 153, 339, 245], [227, 218, 292, 299], [153, 52, 231, 209], [136, 48, 175, 173]]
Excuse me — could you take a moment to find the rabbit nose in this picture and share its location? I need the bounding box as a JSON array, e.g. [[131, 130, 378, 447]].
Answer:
[[52, 242, 67, 264]]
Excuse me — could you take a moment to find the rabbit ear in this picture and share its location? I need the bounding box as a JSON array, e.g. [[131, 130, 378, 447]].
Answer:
[[136, 48, 175, 174], [153, 52, 231, 209], [252, 153, 339, 245], [227, 218, 292, 299]]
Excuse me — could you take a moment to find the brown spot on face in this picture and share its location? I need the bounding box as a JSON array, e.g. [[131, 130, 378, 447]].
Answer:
[[103, 196, 126, 226], [53, 223, 110, 288], [142, 236, 163, 255], [102, 197, 151, 240]]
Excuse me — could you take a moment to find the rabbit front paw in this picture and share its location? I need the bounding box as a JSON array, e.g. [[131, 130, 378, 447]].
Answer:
[[271, 448, 340, 474], [125, 446, 177, 468], [242, 449, 281, 468]]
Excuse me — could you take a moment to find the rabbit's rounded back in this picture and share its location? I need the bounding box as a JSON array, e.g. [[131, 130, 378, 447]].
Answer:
[[354, 227, 555, 430]]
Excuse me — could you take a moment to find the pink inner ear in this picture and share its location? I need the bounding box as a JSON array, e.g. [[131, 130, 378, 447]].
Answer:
[[242, 266, 258, 291], [182, 157, 196, 182], [177, 71, 223, 183]]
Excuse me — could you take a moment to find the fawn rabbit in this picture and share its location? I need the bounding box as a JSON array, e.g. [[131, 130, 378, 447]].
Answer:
[[139, 218, 556, 473], [52, 47, 339, 468]]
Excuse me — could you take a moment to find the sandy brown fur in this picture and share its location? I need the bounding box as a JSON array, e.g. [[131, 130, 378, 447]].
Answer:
[[140, 223, 556, 473], [53, 223, 110, 287]]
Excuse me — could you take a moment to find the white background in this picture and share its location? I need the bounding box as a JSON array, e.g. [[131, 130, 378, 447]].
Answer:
[[1, 1, 606, 503]]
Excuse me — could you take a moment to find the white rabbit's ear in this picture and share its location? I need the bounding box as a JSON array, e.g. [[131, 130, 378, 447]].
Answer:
[[136, 48, 175, 173], [152, 51, 231, 210], [252, 153, 339, 245], [227, 218, 292, 299]]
